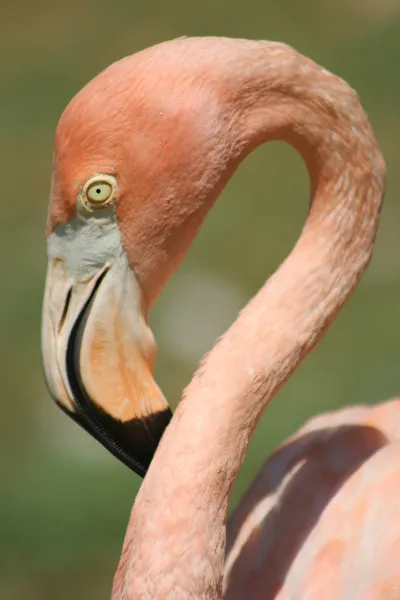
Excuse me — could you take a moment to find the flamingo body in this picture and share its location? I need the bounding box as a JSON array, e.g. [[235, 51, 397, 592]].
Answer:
[[226, 399, 400, 599]]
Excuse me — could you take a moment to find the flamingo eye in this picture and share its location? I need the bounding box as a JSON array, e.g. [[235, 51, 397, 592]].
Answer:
[[80, 175, 117, 211]]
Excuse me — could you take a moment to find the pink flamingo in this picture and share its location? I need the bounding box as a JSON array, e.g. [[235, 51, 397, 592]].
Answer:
[[41, 37, 398, 599]]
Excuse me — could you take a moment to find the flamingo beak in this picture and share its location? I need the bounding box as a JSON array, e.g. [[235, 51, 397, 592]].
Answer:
[[41, 246, 172, 477]]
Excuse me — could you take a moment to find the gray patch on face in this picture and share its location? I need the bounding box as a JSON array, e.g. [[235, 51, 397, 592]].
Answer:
[[47, 206, 124, 281]]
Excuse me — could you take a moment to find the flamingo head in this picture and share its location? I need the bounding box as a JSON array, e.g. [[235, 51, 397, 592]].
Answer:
[[41, 39, 239, 476]]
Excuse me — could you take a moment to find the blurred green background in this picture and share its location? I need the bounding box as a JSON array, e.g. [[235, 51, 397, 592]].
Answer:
[[1, 1, 400, 598]]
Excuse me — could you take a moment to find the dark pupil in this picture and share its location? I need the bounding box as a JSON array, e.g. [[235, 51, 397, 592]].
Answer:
[[96, 188, 101, 194]]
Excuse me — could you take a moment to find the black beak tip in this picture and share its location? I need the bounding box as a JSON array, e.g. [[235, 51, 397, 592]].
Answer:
[[56, 401, 173, 478], [123, 407, 174, 477]]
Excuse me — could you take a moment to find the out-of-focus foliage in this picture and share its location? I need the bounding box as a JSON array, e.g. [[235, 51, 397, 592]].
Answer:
[[1, 1, 399, 598]]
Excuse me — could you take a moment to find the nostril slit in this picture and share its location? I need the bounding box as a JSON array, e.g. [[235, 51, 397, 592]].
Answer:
[[59, 288, 72, 333]]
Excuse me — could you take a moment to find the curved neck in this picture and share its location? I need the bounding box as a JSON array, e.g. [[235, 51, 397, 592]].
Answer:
[[112, 41, 385, 599]]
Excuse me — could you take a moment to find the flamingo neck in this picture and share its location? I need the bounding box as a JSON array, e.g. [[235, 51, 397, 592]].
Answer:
[[113, 41, 385, 600]]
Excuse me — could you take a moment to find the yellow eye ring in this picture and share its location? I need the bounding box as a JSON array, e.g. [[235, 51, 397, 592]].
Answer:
[[80, 174, 117, 211]]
